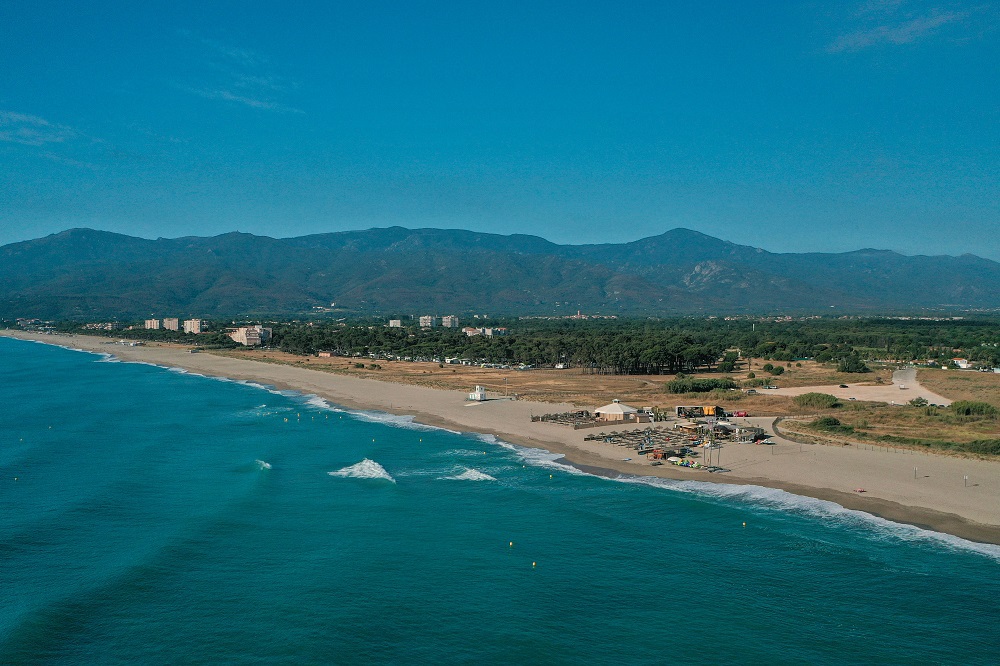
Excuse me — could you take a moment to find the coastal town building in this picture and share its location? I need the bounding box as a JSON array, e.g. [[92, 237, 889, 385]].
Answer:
[[163, 318, 179, 331], [462, 326, 509, 337], [419, 315, 437, 328], [441, 315, 459, 328], [144, 319, 161, 330], [84, 321, 123, 331], [228, 325, 272, 346], [388, 319, 403, 328], [183, 319, 204, 334]]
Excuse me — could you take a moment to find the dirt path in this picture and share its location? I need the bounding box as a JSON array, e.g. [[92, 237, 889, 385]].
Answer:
[[766, 367, 952, 406]]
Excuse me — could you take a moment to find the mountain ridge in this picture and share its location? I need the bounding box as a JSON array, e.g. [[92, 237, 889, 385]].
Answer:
[[2, 227, 998, 318]]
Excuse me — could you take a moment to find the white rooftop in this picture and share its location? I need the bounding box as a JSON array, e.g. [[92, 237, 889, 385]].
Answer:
[[595, 399, 639, 415]]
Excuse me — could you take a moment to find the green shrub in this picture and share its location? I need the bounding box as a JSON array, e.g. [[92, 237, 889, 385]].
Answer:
[[965, 439, 1000, 455], [666, 378, 738, 394], [794, 392, 840, 409], [838, 354, 871, 373], [770, 366, 785, 376], [811, 416, 854, 434], [951, 401, 999, 419]]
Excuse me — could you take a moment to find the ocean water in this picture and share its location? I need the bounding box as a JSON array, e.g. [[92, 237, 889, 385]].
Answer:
[[2, 337, 999, 664]]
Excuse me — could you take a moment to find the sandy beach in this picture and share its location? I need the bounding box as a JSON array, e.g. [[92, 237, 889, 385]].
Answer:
[[6, 330, 1000, 545]]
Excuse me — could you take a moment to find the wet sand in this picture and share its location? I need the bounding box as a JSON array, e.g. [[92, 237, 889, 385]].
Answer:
[[6, 331, 1000, 545]]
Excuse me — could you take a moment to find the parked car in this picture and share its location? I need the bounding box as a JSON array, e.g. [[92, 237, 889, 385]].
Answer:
[[839, 384, 849, 388]]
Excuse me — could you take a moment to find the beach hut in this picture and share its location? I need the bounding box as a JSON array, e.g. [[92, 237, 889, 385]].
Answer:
[[594, 399, 641, 422]]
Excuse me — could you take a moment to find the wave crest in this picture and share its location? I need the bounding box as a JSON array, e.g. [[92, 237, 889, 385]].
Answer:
[[443, 467, 496, 482], [328, 459, 395, 483]]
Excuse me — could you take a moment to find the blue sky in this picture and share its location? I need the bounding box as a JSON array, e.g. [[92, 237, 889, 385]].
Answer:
[[1, 1, 998, 258]]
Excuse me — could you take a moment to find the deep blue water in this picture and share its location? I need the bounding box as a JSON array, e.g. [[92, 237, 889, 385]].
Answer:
[[2, 336, 999, 664]]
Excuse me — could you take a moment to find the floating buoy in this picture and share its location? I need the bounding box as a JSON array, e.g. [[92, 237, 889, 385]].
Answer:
[[549, 474, 553, 479], [284, 418, 288, 422], [372, 438, 376, 442], [532, 562, 536, 568], [509, 541, 513, 548], [742, 522, 746, 527]]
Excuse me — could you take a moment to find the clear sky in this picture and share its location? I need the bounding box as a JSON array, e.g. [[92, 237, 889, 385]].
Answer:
[[1, 1, 998, 258]]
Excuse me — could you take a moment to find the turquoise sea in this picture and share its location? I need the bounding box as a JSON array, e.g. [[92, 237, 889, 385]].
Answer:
[[2, 336, 999, 664]]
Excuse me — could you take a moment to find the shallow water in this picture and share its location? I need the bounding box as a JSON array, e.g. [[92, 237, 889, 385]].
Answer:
[[2, 337, 998, 664]]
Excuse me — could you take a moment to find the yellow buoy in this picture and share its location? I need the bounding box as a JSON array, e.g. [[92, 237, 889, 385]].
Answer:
[[743, 522, 746, 527], [509, 541, 513, 548], [549, 474, 553, 479], [532, 562, 536, 568]]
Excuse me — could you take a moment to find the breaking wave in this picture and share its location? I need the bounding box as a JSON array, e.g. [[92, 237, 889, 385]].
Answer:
[[484, 435, 587, 476], [615, 475, 1000, 563], [255, 460, 272, 470], [443, 468, 496, 482], [328, 459, 395, 483]]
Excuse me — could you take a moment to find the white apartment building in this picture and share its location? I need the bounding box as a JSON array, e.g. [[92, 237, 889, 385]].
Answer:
[[441, 315, 459, 328], [388, 319, 403, 328], [229, 325, 272, 346], [183, 319, 204, 334], [144, 319, 161, 330], [419, 315, 437, 328], [163, 318, 180, 331]]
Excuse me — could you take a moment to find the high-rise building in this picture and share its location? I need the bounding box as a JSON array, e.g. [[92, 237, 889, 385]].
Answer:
[[144, 319, 161, 330], [441, 315, 459, 328], [163, 318, 179, 331], [228, 325, 272, 346], [418, 315, 437, 328], [183, 319, 203, 334], [388, 319, 403, 328]]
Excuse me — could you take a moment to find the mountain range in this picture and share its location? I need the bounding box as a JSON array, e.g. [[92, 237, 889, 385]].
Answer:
[[2, 227, 999, 319]]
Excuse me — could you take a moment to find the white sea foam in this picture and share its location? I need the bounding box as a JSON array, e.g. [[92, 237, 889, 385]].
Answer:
[[442, 467, 496, 482], [477, 432, 1000, 563], [328, 459, 395, 483], [487, 436, 587, 476], [615, 475, 1000, 563], [437, 449, 491, 458], [255, 459, 272, 470], [348, 409, 457, 433]]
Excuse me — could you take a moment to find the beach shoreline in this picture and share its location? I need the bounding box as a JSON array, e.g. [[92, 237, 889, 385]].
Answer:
[[6, 330, 1000, 546]]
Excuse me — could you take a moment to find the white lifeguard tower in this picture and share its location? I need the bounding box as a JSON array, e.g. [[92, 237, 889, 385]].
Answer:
[[468, 386, 488, 402]]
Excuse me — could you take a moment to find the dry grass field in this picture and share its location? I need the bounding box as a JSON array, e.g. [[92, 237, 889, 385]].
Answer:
[[779, 400, 999, 457], [917, 368, 1000, 409], [209, 349, 895, 416], [741, 358, 893, 388]]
